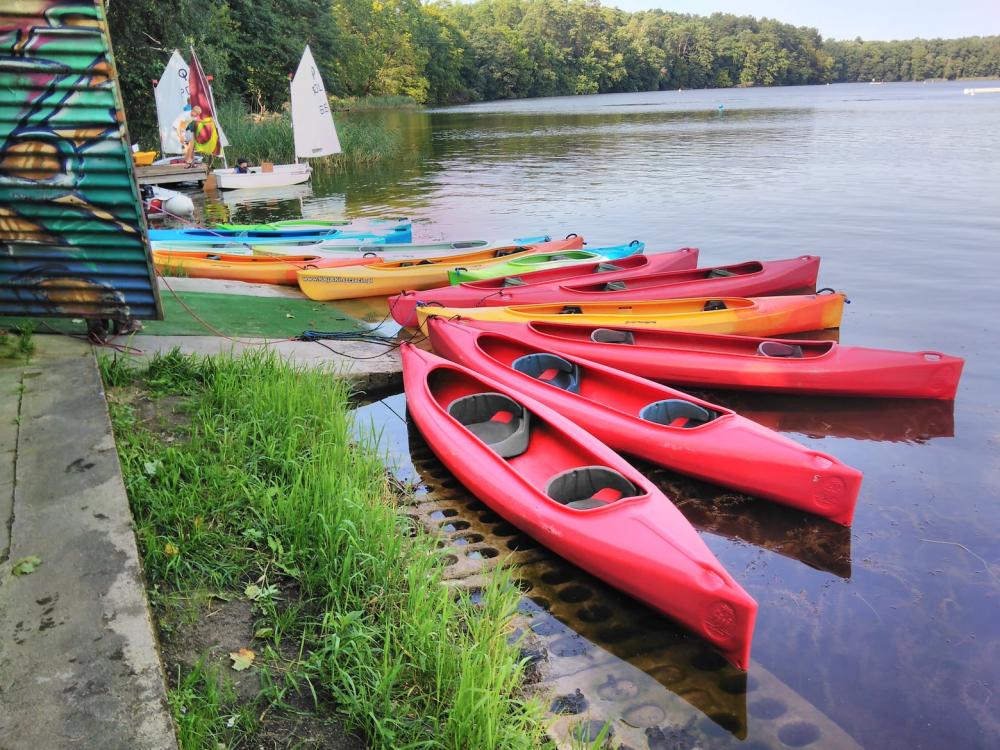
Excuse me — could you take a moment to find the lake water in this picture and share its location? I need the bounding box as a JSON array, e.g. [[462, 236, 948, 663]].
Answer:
[[196, 81, 1000, 749]]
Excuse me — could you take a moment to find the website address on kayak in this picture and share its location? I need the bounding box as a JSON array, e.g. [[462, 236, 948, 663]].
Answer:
[[305, 277, 375, 284]]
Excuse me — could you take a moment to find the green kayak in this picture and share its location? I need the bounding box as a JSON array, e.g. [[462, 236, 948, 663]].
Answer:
[[447, 242, 644, 284], [215, 218, 409, 231]]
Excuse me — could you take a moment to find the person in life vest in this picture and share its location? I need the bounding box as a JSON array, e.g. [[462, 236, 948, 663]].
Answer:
[[176, 104, 200, 167]]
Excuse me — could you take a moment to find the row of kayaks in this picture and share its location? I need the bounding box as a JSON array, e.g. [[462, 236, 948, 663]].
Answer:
[[403, 311, 963, 670], [387, 238, 962, 671], [152, 218, 964, 669]]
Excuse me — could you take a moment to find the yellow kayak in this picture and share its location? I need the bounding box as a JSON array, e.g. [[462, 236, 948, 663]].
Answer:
[[297, 237, 584, 300], [416, 293, 846, 337]]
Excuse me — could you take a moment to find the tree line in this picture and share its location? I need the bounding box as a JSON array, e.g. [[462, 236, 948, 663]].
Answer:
[[108, 0, 1000, 136]]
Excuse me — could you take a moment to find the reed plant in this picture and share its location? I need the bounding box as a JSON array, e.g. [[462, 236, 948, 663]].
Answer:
[[100, 350, 549, 749], [216, 100, 401, 169]]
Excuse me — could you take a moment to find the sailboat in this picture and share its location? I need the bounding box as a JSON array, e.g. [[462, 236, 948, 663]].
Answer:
[[152, 49, 229, 164], [213, 46, 341, 190]]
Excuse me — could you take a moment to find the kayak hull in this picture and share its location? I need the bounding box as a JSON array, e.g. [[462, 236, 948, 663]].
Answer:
[[299, 237, 586, 300], [446, 242, 645, 284], [149, 236, 551, 260], [416, 293, 846, 337], [427, 318, 863, 525], [395, 255, 819, 327], [153, 251, 376, 286], [149, 221, 411, 244], [403, 344, 757, 668], [389, 248, 699, 326], [442, 319, 964, 400]]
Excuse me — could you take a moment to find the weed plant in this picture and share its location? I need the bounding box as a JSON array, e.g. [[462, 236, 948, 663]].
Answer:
[[100, 350, 548, 749], [0, 323, 35, 361]]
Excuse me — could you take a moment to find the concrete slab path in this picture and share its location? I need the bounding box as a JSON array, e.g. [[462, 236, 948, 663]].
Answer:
[[0, 336, 177, 750]]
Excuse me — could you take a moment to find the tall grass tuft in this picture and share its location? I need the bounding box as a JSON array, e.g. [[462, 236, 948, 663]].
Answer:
[[101, 350, 548, 749], [216, 100, 401, 169]]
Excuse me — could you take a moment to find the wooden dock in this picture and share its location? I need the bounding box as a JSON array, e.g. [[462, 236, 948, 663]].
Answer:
[[134, 163, 208, 185]]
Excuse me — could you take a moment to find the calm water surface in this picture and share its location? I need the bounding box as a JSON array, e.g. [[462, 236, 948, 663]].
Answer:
[[197, 81, 1000, 749]]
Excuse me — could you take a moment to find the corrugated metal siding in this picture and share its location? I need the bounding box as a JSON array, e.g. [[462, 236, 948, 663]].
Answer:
[[0, 0, 162, 320]]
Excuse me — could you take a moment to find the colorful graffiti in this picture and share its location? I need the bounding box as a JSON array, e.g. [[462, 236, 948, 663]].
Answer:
[[0, 0, 161, 322]]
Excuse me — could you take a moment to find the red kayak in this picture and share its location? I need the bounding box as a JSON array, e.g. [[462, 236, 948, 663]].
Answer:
[[402, 343, 757, 668], [441, 319, 963, 400], [388, 247, 699, 326], [427, 318, 863, 525]]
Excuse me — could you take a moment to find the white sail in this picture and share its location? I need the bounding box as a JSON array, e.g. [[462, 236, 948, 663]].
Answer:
[[291, 46, 341, 158], [154, 51, 189, 154], [154, 50, 229, 155]]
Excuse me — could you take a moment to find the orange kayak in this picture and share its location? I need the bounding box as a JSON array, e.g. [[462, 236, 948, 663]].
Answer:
[[152, 251, 377, 286]]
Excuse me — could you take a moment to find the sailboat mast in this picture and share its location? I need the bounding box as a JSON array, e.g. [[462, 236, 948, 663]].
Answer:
[[289, 72, 298, 165], [206, 76, 228, 169]]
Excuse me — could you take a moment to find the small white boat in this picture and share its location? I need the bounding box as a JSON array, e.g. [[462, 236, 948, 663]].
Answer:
[[143, 186, 194, 217], [214, 163, 312, 190], [214, 46, 340, 190]]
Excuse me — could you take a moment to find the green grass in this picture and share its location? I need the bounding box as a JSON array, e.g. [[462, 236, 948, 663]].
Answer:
[[217, 100, 402, 168], [0, 323, 35, 361], [100, 349, 549, 749]]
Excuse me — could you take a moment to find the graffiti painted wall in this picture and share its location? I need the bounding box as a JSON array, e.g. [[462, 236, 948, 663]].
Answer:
[[0, 0, 161, 320]]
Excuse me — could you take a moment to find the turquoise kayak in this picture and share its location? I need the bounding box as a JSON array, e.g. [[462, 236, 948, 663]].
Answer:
[[148, 223, 411, 244]]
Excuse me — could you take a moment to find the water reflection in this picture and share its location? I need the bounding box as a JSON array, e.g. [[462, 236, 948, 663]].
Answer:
[[699, 391, 956, 443]]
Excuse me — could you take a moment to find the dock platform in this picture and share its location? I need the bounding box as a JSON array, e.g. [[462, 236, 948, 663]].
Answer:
[[135, 163, 208, 185]]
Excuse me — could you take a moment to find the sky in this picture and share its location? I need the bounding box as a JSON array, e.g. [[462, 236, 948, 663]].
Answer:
[[606, 0, 1000, 41]]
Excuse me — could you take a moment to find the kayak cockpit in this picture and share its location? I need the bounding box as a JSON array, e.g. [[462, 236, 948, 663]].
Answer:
[[546, 466, 641, 510], [511, 353, 581, 393], [640, 399, 719, 428], [757, 341, 805, 358], [447, 393, 531, 458], [591, 328, 634, 344]]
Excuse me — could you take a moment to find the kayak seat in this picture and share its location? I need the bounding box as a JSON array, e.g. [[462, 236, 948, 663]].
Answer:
[[502, 276, 527, 287], [707, 268, 738, 278], [454, 241, 479, 249], [547, 466, 640, 510], [448, 392, 531, 459], [591, 328, 634, 345], [604, 281, 627, 291], [594, 262, 623, 273], [640, 399, 717, 428], [495, 248, 519, 257], [703, 299, 727, 311], [206, 254, 222, 261], [559, 305, 583, 315], [757, 341, 805, 358], [548, 254, 573, 261], [511, 353, 581, 394]]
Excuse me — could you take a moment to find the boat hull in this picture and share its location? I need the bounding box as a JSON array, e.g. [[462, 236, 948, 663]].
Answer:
[[149, 221, 411, 245], [427, 318, 863, 525], [446, 242, 645, 283], [388, 248, 699, 326], [153, 251, 376, 285], [299, 237, 586, 300], [403, 344, 757, 668], [443, 320, 964, 400], [213, 163, 312, 190], [416, 293, 846, 337]]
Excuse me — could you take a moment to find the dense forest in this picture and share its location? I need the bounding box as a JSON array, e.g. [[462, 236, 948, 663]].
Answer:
[[108, 0, 1000, 135]]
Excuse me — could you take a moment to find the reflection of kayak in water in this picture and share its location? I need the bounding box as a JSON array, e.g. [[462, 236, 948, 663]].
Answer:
[[702, 392, 956, 443]]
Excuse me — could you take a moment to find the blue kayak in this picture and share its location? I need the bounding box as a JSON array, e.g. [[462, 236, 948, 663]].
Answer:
[[148, 223, 411, 244]]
